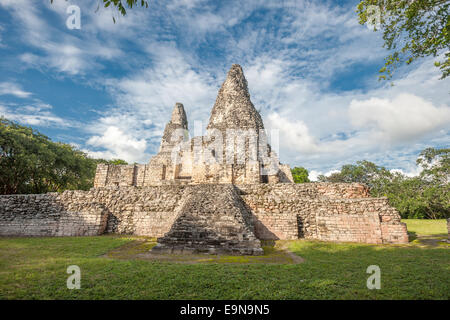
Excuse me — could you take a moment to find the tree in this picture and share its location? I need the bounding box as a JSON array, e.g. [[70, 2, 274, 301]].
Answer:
[[414, 147, 450, 218], [417, 147, 449, 184], [317, 160, 392, 193], [50, 0, 149, 21], [96, 158, 128, 165], [0, 118, 127, 194], [357, 0, 450, 80], [291, 167, 310, 183]]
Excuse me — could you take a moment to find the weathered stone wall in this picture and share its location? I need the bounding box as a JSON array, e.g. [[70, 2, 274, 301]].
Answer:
[[0, 192, 108, 236], [0, 186, 186, 238], [100, 186, 185, 236], [0, 183, 408, 244], [236, 183, 407, 244]]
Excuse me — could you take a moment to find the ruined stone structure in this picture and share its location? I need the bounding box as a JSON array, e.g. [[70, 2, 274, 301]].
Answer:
[[0, 64, 409, 254], [0, 183, 408, 248]]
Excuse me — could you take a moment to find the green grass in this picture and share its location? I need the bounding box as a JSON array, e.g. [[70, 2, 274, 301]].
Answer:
[[0, 220, 449, 300], [403, 219, 447, 236]]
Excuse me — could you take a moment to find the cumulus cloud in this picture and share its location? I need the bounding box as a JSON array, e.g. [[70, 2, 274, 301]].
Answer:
[[266, 113, 319, 154], [86, 126, 149, 163], [349, 93, 450, 143]]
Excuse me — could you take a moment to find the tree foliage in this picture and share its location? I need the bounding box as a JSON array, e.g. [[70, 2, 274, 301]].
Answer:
[[357, 0, 450, 80], [318, 150, 449, 219], [0, 118, 127, 194], [291, 166, 310, 183]]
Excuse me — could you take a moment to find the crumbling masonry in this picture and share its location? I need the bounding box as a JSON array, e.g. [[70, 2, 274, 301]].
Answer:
[[0, 65, 408, 254]]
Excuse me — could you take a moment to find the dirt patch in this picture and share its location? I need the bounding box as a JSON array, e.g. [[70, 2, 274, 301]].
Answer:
[[103, 238, 305, 264]]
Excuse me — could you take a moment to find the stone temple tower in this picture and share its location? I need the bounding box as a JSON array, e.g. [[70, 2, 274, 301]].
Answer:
[[159, 102, 188, 155], [208, 64, 264, 131]]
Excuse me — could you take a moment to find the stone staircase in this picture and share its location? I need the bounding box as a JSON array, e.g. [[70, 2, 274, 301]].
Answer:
[[152, 184, 263, 255]]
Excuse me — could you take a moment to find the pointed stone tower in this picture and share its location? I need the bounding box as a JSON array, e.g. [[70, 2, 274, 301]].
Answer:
[[158, 102, 188, 156], [144, 103, 191, 184], [207, 64, 264, 131]]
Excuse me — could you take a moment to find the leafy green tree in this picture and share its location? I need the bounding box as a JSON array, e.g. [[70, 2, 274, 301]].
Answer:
[[317, 160, 391, 192], [414, 147, 450, 218], [291, 166, 310, 183], [0, 118, 127, 194], [417, 147, 449, 183], [96, 158, 128, 165], [357, 0, 450, 80]]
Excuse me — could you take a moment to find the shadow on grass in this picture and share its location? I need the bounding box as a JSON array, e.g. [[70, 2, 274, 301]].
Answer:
[[408, 231, 417, 242], [103, 237, 301, 264]]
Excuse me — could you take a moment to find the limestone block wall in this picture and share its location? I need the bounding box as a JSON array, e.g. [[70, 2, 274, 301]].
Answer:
[[236, 183, 408, 244], [315, 213, 383, 244], [0, 191, 108, 236], [0, 183, 408, 244], [99, 186, 186, 236], [94, 161, 293, 187], [94, 164, 136, 187], [0, 186, 186, 238]]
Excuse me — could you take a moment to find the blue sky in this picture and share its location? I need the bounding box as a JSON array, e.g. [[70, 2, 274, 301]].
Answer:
[[0, 0, 449, 179]]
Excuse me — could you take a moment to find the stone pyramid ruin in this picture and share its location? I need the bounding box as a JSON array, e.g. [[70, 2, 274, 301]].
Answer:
[[0, 64, 409, 254]]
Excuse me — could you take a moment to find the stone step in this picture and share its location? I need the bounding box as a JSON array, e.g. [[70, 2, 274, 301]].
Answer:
[[152, 184, 263, 255]]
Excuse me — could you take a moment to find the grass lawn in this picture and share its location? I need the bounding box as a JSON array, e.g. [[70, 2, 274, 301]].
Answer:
[[0, 219, 448, 300], [403, 219, 447, 236]]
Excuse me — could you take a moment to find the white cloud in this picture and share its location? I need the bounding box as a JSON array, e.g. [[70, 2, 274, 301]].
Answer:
[[0, 24, 4, 47], [86, 126, 149, 163], [0, 102, 73, 127], [0, 0, 125, 75], [390, 168, 422, 178], [266, 113, 319, 154], [349, 93, 450, 143], [0, 82, 32, 98], [308, 170, 320, 181], [308, 169, 340, 182], [242, 54, 450, 174]]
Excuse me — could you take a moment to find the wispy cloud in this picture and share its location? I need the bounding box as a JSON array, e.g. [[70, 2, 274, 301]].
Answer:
[[0, 102, 75, 127], [0, 0, 127, 75], [0, 0, 448, 173], [0, 82, 32, 98]]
